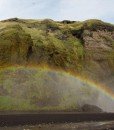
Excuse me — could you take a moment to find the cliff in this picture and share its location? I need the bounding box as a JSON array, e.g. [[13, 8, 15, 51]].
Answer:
[[0, 18, 114, 111]]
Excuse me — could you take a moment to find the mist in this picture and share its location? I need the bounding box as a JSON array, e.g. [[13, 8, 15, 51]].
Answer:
[[0, 66, 114, 112]]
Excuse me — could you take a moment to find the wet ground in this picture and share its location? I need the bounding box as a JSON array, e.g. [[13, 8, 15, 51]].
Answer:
[[1, 112, 114, 126], [0, 121, 114, 130], [1, 113, 114, 129]]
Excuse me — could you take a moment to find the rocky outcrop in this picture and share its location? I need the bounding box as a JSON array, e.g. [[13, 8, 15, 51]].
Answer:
[[81, 104, 103, 112]]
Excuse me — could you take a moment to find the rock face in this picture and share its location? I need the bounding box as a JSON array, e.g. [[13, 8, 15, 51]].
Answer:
[[0, 18, 114, 111], [1, 19, 114, 86], [0, 66, 104, 111], [0, 19, 114, 68], [81, 104, 103, 112], [0, 18, 114, 86]]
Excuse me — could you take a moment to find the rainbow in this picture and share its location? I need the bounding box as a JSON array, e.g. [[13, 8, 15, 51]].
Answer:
[[0, 64, 114, 100], [28, 65, 114, 100], [61, 69, 114, 100]]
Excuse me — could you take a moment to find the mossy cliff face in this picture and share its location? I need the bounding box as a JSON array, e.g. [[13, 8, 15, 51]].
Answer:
[[81, 20, 114, 88], [0, 67, 98, 111], [0, 67, 113, 112], [0, 18, 114, 111], [0, 19, 84, 69], [0, 19, 114, 70], [0, 19, 114, 86], [0, 24, 32, 65]]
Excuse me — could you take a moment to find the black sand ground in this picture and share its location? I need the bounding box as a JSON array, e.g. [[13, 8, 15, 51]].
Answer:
[[0, 112, 114, 130], [0, 112, 114, 126], [1, 121, 114, 130]]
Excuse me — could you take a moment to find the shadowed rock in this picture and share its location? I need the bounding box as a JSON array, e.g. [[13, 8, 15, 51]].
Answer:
[[82, 104, 103, 112]]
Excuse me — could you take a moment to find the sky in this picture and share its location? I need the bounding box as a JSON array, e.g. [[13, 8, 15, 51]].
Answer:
[[0, 0, 114, 23]]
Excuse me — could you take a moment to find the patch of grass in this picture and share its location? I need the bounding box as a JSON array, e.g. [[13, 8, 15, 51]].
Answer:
[[0, 66, 100, 111]]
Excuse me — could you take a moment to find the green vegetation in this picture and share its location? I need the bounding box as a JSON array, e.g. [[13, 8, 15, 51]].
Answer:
[[0, 66, 99, 111], [83, 19, 114, 31], [0, 18, 114, 111], [0, 18, 114, 70], [0, 18, 85, 69]]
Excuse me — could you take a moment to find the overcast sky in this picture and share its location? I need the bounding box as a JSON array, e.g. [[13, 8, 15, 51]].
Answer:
[[0, 0, 114, 23]]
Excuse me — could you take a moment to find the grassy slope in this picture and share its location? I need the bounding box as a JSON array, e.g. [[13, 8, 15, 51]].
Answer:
[[0, 66, 101, 111], [0, 18, 114, 111], [0, 18, 114, 69], [0, 19, 84, 69]]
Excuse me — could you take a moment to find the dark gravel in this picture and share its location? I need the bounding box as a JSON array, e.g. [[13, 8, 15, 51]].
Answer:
[[0, 121, 114, 130]]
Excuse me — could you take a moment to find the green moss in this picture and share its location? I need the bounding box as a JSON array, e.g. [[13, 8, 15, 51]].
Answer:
[[0, 18, 114, 111], [0, 66, 100, 111]]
